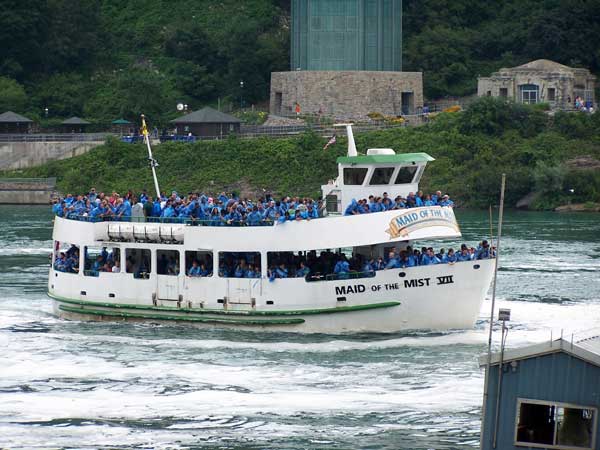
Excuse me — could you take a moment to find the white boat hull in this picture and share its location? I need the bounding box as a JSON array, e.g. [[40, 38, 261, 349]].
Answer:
[[48, 212, 494, 334], [49, 259, 494, 334]]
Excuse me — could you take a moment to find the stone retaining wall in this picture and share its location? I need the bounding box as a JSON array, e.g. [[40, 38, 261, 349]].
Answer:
[[0, 141, 102, 170], [270, 70, 423, 119]]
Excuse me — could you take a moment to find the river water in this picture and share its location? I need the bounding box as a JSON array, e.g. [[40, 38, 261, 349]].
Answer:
[[1, 206, 599, 449]]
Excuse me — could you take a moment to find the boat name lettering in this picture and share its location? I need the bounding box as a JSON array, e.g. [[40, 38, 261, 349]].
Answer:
[[404, 278, 431, 288], [437, 275, 454, 285], [386, 207, 459, 239], [335, 284, 366, 295]]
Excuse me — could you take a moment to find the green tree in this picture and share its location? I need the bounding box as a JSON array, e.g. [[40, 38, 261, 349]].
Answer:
[[83, 69, 180, 125], [0, 76, 27, 112]]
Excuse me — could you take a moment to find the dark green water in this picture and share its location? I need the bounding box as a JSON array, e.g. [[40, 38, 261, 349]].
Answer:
[[0, 206, 599, 449]]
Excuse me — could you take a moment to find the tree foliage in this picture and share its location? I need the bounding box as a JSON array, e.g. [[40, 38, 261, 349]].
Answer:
[[4, 99, 600, 209], [0, 77, 27, 113], [0, 0, 598, 118]]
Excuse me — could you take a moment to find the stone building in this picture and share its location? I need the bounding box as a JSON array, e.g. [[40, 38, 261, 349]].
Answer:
[[477, 59, 596, 108], [270, 70, 422, 118], [270, 0, 423, 120]]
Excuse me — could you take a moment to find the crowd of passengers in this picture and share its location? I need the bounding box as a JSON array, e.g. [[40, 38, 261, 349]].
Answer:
[[344, 190, 454, 215], [53, 241, 494, 276], [267, 241, 494, 280], [50, 187, 455, 225]]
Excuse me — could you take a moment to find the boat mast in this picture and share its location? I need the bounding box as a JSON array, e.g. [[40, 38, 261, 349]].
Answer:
[[334, 123, 357, 156], [141, 114, 161, 200]]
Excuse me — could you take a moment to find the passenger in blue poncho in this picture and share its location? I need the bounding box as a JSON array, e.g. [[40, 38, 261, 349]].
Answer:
[[421, 248, 441, 265], [296, 262, 310, 278], [443, 248, 457, 264], [344, 199, 359, 216], [456, 245, 473, 261], [334, 256, 350, 279], [247, 207, 263, 226], [439, 194, 454, 207], [188, 260, 202, 276], [475, 240, 491, 259], [385, 251, 401, 269]]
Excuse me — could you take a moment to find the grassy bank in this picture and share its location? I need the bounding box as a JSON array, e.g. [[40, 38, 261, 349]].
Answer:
[[3, 99, 600, 209]]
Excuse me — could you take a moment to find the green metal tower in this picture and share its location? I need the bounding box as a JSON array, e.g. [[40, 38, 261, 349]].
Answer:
[[291, 0, 403, 71]]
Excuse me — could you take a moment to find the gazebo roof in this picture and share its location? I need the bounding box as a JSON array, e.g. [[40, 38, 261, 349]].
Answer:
[[112, 118, 132, 125], [0, 111, 33, 123], [171, 107, 242, 124], [62, 117, 91, 125]]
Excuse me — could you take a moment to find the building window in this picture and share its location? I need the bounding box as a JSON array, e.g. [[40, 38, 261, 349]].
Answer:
[[520, 84, 539, 104], [515, 398, 597, 449], [394, 166, 418, 184], [125, 249, 151, 279], [369, 167, 395, 185], [487, 90, 492, 96], [499, 88, 508, 98], [343, 167, 368, 185], [548, 88, 556, 102]]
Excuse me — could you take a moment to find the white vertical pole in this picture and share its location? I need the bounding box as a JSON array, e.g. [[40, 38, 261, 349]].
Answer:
[[481, 173, 506, 450], [141, 114, 161, 200]]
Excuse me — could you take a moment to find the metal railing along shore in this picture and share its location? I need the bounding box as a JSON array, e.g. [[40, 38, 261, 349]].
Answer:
[[0, 133, 112, 143]]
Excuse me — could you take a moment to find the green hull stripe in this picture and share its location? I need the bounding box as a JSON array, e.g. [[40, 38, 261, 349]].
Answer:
[[58, 305, 305, 326], [48, 292, 400, 316]]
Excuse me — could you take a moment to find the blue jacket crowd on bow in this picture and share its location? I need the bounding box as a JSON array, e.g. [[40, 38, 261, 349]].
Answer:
[[344, 190, 454, 216]]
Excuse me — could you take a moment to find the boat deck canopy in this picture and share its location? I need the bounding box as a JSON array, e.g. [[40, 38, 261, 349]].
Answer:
[[336, 152, 435, 165]]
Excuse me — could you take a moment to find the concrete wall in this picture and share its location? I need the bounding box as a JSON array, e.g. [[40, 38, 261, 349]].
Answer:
[[0, 189, 55, 204], [0, 179, 57, 204], [0, 141, 102, 170], [270, 70, 423, 119]]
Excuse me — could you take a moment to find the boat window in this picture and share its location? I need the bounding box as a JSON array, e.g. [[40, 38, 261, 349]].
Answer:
[[125, 249, 151, 279], [53, 241, 80, 274], [268, 250, 376, 281], [369, 167, 395, 185], [343, 167, 368, 185], [515, 399, 596, 449], [218, 252, 261, 278], [394, 166, 418, 184], [157, 249, 180, 276], [84, 246, 121, 276], [185, 251, 213, 277]]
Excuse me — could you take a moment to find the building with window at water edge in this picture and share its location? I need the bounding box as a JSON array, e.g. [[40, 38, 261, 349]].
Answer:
[[479, 333, 600, 450], [477, 59, 596, 109]]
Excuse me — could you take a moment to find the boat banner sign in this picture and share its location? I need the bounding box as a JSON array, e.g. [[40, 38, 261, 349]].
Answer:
[[386, 207, 460, 239]]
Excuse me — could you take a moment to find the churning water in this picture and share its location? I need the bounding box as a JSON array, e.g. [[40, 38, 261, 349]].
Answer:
[[1, 206, 599, 449]]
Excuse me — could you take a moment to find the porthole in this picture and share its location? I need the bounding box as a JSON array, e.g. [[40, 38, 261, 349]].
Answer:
[[473, 264, 481, 270], [398, 272, 406, 278]]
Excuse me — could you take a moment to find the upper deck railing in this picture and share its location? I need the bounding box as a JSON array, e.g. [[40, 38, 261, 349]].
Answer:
[[61, 214, 279, 227]]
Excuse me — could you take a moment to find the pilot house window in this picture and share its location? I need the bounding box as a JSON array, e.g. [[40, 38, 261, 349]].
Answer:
[[369, 167, 395, 185], [394, 166, 418, 184], [515, 399, 596, 449], [343, 168, 368, 185]]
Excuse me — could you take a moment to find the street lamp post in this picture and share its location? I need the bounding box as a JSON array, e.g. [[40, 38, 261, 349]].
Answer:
[[240, 81, 244, 110]]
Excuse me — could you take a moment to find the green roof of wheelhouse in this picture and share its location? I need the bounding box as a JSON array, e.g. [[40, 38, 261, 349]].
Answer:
[[336, 153, 435, 165]]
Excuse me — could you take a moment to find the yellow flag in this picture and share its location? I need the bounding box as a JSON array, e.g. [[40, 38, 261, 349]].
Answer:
[[141, 115, 149, 136]]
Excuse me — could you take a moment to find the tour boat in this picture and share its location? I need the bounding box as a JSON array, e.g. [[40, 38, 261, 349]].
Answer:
[[48, 123, 495, 333]]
